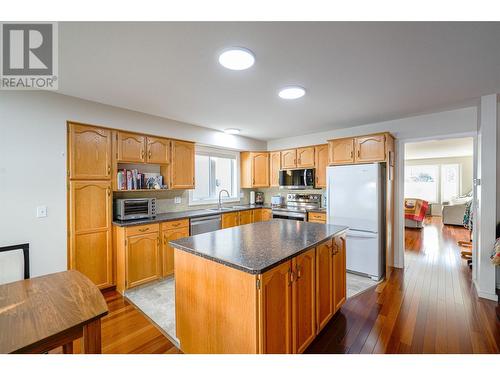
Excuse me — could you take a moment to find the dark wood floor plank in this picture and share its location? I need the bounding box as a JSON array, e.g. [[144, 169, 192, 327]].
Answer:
[[306, 216, 500, 354]]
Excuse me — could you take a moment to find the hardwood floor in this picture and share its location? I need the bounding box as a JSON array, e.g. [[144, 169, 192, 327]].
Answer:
[[306, 216, 500, 354], [51, 290, 180, 354]]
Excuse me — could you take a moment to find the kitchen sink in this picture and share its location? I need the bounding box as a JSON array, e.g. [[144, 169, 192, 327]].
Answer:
[[205, 207, 234, 212]]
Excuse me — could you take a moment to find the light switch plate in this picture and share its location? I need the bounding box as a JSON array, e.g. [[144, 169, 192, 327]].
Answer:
[[37, 205, 47, 218], [174, 196, 181, 204]]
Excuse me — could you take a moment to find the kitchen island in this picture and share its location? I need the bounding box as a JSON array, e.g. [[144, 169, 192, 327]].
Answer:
[[170, 219, 348, 354]]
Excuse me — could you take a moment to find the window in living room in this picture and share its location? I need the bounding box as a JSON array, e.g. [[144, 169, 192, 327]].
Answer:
[[404, 164, 439, 203]]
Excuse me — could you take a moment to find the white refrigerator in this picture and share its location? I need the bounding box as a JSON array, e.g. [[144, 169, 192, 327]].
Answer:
[[327, 163, 385, 280]]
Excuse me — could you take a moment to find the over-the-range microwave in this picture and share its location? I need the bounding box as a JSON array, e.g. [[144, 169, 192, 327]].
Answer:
[[279, 168, 315, 190], [114, 198, 156, 221]]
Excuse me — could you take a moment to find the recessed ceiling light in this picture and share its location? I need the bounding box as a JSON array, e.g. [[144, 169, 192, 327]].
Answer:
[[224, 128, 241, 135], [218, 48, 255, 70], [278, 86, 306, 100]]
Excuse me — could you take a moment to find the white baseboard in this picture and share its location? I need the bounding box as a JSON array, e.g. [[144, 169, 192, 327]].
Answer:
[[476, 289, 498, 301]]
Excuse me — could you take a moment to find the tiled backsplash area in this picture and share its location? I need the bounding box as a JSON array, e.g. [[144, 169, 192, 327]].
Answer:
[[114, 189, 251, 214], [113, 187, 325, 215]]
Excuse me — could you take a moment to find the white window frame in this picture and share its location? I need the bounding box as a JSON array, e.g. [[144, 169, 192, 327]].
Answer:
[[440, 163, 461, 203], [404, 164, 440, 204], [188, 145, 241, 206]]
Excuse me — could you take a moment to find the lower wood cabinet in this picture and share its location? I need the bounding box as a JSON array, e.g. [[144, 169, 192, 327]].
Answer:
[[261, 208, 273, 221], [316, 240, 334, 332], [307, 211, 326, 224], [239, 210, 253, 225], [69, 180, 113, 289], [161, 219, 189, 278], [333, 235, 347, 311], [222, 212, 239, 228], [114, 223, 161, 293]]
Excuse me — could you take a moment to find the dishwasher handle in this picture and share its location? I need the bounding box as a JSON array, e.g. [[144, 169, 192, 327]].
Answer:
[[190, 215, 222, 224]]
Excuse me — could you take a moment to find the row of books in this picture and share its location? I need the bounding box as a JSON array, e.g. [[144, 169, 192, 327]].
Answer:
[[116, 169, 164, 190]]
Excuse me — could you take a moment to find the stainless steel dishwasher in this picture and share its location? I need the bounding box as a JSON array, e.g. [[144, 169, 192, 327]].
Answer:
[[190, 214, 222, 235]]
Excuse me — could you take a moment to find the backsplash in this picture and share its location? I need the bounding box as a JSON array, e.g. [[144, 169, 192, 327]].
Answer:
[[114, 189, 251, 214], [244, 187, 326, 207]]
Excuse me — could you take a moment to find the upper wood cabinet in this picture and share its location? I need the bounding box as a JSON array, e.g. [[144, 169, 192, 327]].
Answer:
[[68, 123, 112, 180], [281, 149, 297, 169], [259, 261, 293, 354], [117, 131, 146, 163], [328, 133, 394, 165], [241, 152, 270, 188], [270, 151, 281, 187], [355, 134, 386, 163], [69, 180, 113, 289], [147, 136, 170, 164], [296, 147, 315, 168], [170, 140, 195, 189], [314, 144, 328, 188], [292, 248, 316, 353], [328, 138, 355, 165]]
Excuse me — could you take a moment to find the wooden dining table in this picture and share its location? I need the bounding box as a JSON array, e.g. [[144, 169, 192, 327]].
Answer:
[[0, 270, 108, 354]]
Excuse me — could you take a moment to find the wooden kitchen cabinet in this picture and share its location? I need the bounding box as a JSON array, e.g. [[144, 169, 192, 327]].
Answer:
[[162, 221, 189, 278], [170, 140, 195, 189], [328, 133, 394, 166], [114, 223, 161, 293], [68, 123, 112, 180], [314, 144, 328, 188], [292, 248, 316, 353], [270, 151, 281, 187], [308, 211, 326, 224], [262, 208, 273, 221], [240, 152, 270, 188], [259, 261, 293, 354], [69, 180, 113, 289], [117, 131, 146, 163], [147, 136, 170, 165], [253, 208, 263, 222], [281, 149, 297, 169], [333, 235, 347, 312], [222, 212, 240, 228], [239, 210, 254, 225], [296, 147, 315, 168], [315, 240, 334, 332], [354, 134, 386, 163], [328, 138, 355, 165]]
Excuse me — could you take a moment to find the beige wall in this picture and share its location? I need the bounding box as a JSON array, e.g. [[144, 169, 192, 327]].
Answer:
[[405, 156, 474, 199]]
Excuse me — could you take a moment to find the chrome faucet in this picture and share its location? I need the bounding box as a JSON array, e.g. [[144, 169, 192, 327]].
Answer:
[[218, 189, 230, 210]]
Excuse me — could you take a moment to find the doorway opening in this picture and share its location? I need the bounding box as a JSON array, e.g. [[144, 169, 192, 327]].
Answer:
[[403, 137, 474, 278]]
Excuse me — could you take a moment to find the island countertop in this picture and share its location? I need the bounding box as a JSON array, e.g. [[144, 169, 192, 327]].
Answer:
[[170, 219, 348, 274]]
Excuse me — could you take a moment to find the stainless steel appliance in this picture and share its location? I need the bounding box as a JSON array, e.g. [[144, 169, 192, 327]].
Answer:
[[190, 214, 222, 235], [272, 193, 322, 221], [114, 198, 156, 221], [279, 168, 315, 190]]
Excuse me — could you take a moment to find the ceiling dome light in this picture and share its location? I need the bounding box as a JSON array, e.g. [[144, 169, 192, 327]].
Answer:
[[218, 48, 255, 70], [224, 128, 241, 135], [278, 86, 306, 100]]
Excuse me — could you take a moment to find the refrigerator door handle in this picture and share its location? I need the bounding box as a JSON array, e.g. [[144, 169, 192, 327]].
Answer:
[[346, 230, 378, 239]]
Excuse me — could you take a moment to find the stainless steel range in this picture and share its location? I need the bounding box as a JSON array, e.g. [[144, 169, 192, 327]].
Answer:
[[272, 193, 322, 221]]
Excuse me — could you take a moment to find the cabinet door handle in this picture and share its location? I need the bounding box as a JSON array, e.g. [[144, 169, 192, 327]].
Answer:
[[357, 150, 360, 158], [164, 235, 167, 245], [141, 150, 145, 159], [288, 268, 294, 285], [157, 237, 160, 247], [350, 151, 353, 158], [107, 165, 111, 174], [139, 228, 149, 232], [297, 265, 302, 280], [107, 187, 111, 196], [148, 150, 152, 159]]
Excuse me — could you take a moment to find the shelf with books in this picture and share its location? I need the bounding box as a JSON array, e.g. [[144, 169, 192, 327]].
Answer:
[[113, 188, 169, 192], [115, 163, 168, 192]]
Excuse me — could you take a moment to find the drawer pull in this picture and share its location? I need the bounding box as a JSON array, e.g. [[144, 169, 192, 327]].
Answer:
[[139, 228, 149, 232]]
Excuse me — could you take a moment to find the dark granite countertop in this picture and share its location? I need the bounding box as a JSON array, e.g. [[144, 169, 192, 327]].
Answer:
[[112, 204, 272, 227], [170, 219, 348, 274]]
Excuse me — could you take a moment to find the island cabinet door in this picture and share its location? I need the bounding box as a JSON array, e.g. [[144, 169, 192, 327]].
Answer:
[[333, 235, 347, 312], [258, 261, 293, 354], [316, 240, 334, 332], [292, 248, 316, 353], [126, 232, 161, 289]]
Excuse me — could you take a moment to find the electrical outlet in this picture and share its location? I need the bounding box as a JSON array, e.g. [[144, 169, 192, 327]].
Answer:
[[174, 196, 181, 204], [37, 206, 47, 218]]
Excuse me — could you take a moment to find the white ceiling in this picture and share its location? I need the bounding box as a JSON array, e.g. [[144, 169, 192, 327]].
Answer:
[[58, 22, 500, 141], [405, 137, 474, 160]]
